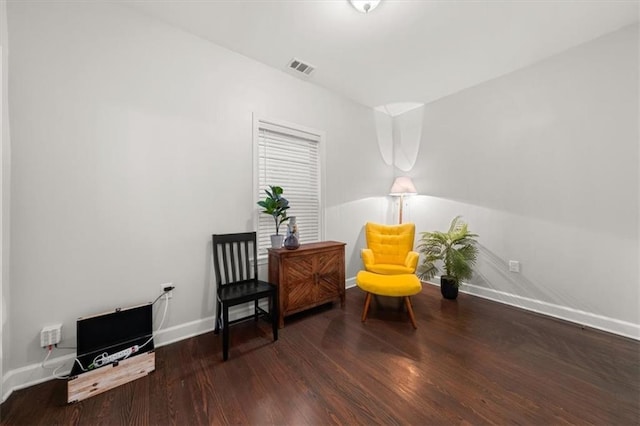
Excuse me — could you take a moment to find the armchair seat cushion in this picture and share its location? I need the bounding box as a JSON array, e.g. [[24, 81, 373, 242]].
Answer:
[[365, 264, 417, 275], [356, 271, 422, 297]]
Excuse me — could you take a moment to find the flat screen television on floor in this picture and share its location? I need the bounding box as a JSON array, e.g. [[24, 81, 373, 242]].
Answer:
[[70, 303, 153, 376]]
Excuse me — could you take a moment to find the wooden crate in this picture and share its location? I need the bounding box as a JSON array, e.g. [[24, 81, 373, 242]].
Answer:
[[67, 351, 155, 403]]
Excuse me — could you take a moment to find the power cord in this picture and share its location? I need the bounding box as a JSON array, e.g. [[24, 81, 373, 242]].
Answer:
[[41, 344, 74, 379], [43, 286, 174, 379], [138, 289, 171, 352], [40, 345, 53, 369], [152, 286, 175, 305]]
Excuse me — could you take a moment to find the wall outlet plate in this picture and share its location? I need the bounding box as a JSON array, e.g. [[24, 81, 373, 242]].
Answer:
[[509, 260, 520, 273], [40, 323, 62, 347], [160, 282, 174, 299]]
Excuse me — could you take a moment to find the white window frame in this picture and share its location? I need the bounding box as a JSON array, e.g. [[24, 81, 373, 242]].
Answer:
[[253, 115, 325, 261]]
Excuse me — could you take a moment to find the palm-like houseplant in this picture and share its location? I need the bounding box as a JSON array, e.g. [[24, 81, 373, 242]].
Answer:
[[417, 216, 479, 299], [257, 185, 290, 248]]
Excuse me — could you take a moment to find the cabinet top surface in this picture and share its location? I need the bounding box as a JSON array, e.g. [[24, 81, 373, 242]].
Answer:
[[268, 241, 345, 254]]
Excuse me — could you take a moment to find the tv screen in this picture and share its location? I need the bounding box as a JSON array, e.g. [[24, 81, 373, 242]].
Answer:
[[71, 303, 153, 375]]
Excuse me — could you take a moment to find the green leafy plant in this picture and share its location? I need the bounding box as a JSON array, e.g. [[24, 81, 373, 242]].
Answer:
[[257, 185, 290, 235], [417, 216, 479, 286]]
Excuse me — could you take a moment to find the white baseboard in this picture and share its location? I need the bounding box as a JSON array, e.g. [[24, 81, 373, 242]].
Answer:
[[0, 305, 248, 403], [153, 315, 215, 348], [1, 352, 78, 403], [5, 279, 637, 403], [342, 275, 639, 340], [346, 276, 357, 289], [425, 279, 640, 340]]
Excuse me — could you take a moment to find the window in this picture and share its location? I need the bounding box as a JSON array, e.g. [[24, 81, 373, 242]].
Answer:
[[255, 118, 322, 257]]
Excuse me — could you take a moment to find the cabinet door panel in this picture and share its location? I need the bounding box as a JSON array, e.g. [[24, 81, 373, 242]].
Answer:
[[315, 250, 342, 300], [283, 255, 315, 311]]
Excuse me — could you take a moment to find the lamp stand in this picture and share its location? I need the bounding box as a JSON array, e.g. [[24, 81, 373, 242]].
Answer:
[[389, 176, 417, 224]]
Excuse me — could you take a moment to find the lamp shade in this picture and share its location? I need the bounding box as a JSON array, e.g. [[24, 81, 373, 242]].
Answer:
[[389, 176, 417, 196], [349, 0, 381, 13]]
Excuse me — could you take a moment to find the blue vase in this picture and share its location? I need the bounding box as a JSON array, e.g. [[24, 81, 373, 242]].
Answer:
[[283, 217, 300, 250]]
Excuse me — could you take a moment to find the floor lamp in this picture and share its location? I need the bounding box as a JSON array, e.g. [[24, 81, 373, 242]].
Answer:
[[389, 177, 417, 224]]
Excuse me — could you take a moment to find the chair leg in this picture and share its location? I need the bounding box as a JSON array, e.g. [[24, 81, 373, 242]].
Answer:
[[271, 292, 278, 341], [254, 299, 259, 321], [361, 293, 372, 322], [404, 296, 417, 329], [214, 300, 222, 335], [222, 304, 230, 361]]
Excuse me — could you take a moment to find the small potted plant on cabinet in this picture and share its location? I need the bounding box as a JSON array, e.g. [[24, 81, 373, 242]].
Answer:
[[417, 216, 479, 300], [257, 185, 290, 248]]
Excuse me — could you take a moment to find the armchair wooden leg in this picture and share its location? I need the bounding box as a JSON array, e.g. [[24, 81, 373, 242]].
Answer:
[[361, 293, 372, 322], [404, 296, 417, 329]]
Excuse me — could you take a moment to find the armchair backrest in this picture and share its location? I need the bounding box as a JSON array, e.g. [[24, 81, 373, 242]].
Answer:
[[365, 222, 416, 265]]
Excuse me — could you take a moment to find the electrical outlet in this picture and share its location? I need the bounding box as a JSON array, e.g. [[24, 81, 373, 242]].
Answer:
[[160, 282, 174, 299], [40, 324, 62, 347], [509, 260, 520, 273]]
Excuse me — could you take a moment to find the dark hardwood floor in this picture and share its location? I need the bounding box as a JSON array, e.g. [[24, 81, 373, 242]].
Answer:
[[2, 285, 639, 425]]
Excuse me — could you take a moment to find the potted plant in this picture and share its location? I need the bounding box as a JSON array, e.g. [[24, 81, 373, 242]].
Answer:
[[257, 185, 290, 248], [416, 216, 479, 300]]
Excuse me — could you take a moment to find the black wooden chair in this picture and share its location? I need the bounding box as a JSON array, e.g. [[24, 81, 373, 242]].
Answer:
[[212, 232, 278, 361]]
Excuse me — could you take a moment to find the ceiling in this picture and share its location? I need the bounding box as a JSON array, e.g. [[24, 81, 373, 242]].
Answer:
[[123, 0, 639, 110]]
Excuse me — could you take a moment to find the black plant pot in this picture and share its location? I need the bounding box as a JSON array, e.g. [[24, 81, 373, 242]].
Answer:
[[440, 276, 459, 300]]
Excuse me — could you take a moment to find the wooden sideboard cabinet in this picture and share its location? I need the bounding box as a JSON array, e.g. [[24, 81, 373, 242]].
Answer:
[[268, 241, 346, 328]]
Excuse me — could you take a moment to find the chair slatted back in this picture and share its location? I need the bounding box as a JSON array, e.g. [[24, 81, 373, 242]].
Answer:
[[212, 232, 259, 287]]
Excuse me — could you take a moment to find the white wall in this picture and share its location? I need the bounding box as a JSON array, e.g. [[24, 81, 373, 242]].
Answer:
[[1, 0, 12, 403], [409, 24, 639, 336], [4, 0, 638, 402], [5, 0, 391, 385]]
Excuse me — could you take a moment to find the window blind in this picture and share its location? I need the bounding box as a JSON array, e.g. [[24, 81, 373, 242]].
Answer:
[[257, 123, 321, 256]]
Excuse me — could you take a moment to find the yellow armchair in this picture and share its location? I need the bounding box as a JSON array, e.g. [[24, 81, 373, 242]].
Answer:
[[361, 222, 419, 275]]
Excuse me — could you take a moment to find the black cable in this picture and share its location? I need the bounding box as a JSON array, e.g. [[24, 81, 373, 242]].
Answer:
[[46, 288, 173, 381], [152, 288, 171, 305]]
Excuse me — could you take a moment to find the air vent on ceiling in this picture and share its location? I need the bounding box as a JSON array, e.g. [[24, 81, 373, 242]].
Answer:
[[287, 58, 316, 76]]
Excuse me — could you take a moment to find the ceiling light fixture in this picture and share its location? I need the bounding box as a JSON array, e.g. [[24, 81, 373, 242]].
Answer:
[[349, 0, 381, 14]]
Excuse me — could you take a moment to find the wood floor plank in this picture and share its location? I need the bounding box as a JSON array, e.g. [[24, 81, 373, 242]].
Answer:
[[1, 285, 638, 425]]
